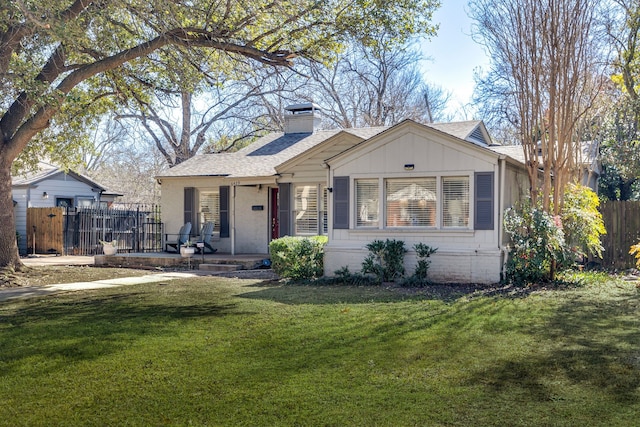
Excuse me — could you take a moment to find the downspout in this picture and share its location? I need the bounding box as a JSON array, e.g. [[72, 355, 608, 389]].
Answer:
[[498, 155, 508, 278], [231, 184, 236, 255], [323, 161, 331, 240], [323, 161, 331, 278]]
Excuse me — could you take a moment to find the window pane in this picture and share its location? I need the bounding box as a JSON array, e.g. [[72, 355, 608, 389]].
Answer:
[[356, 179, 379, 227], [442, 177, 469, 227], [386, 178, 436, 227], [199, 191, 220, 233], [294, 185, 318, 235]]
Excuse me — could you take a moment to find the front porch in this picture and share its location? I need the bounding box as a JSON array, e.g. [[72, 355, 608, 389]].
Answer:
[[95, 252, 270, 272]]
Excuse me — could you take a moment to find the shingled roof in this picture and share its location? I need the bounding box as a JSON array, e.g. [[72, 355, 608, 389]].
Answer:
[[157, 127, 388, 179], [426, 120, 491, 146], [11, 161, 120, 195], [489, 141, 599, 168], [157, 121, 496, 179]]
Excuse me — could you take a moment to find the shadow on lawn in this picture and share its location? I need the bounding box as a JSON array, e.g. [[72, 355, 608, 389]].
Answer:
[[0, 290, 240, 376], [464, 291, 640, 406], [239, 281, 547, 305]]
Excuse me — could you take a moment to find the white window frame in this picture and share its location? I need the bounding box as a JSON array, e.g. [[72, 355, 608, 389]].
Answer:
[[355, 178, 380, 228], [442, 176, 470, 228], [353, 174, 472, 230], [293, 184, 327, 236], [385, 178, 437, 228], [199, 189, 220, 235]]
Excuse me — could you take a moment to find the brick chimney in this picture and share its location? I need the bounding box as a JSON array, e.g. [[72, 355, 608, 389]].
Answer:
[[284, 103, 322, 134]]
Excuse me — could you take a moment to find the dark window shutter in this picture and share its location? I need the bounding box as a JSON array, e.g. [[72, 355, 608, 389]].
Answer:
[[184, 187, 196, 228], [278, 183, 291, 237], [333, 176, 350, 229], [219, 186, 230, 238], [475, 172, 494, 230]]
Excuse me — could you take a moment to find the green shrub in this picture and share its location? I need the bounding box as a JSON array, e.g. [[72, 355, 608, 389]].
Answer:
[[269, 236, 328, 280], [560, 183, 606, 261], [321, 266, 379, 286], [313, 267, 380, 286], [504, 201, 567, 285], [412, 243, 438, 280], [400, 243, 438, 287], [361, 239, 407, 283]]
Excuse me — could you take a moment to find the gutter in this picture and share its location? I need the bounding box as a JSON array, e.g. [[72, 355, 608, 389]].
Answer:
[[231, 184, 236, 255], [323, 161, 332, 241], [498, 155, 509, 279]]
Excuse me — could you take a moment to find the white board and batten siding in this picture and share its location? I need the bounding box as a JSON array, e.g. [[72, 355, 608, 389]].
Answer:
[[324, 122, 506, 284]]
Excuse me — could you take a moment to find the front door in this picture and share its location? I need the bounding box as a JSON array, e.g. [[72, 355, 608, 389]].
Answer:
[[270, 188, 279, 240]]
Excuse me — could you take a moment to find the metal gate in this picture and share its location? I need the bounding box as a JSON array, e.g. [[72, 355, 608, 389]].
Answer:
[[62, 204, 163, 255]]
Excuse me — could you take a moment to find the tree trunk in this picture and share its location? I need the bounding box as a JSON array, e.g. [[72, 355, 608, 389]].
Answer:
[[0, 157, 23, 270]]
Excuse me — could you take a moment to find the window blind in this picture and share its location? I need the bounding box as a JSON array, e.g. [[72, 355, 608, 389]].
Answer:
[[442, 177, 469, 227], [199, 191, 220, 233], [355, 179, 379, 227], [385, 178, 436, 227]]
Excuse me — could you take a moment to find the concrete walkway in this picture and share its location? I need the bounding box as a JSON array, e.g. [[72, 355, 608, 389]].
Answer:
[[21, 254, 95, 266], [0, 271, 201, 302]]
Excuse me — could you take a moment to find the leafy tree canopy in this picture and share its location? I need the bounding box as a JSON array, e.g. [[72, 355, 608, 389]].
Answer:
[[0, 0, 439, 269], [1, 0, 440, 171]]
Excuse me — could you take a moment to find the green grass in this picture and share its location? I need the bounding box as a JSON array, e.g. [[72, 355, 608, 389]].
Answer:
[[1, 274, 639, 426]]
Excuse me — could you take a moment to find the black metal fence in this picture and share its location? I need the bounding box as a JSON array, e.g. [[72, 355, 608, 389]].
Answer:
[[62, 204, 163, 255]]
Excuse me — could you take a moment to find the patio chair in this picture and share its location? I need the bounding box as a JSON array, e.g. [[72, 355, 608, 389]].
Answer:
[[165, 222, 192, 252], [195, 221, 217, 254]]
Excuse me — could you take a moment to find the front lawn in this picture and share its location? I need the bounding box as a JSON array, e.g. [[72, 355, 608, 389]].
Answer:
[[0, 274, 639, 426]]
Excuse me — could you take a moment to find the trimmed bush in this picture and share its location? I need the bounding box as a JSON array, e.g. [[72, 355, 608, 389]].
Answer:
[[361, 239, 407, 283], [269, 236, 328, 279]]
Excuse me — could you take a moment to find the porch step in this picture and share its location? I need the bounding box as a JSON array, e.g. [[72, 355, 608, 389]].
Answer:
[[199, 263, 243, 272]]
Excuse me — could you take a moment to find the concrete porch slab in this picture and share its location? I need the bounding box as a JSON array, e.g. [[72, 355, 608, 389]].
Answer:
[[95, 252, 269, 271]]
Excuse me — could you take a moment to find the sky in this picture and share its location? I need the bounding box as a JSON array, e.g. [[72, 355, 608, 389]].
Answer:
[[420, 0, 490, 119]]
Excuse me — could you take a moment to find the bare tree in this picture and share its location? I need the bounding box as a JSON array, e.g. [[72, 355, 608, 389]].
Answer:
[[281, 37, 452, 129], [470, 0, 608, 213], [81, 117, 129, 171], [113, 56, 298, 166]]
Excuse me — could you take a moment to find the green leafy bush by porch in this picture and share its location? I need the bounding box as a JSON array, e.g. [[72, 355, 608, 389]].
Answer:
[[269, 236, 328, 279], [361, 239, 407, 283]]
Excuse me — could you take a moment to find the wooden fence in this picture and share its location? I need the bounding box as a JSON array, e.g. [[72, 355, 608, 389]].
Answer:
[[27, 207, 65, 255], [599, 201, 640, 270]]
